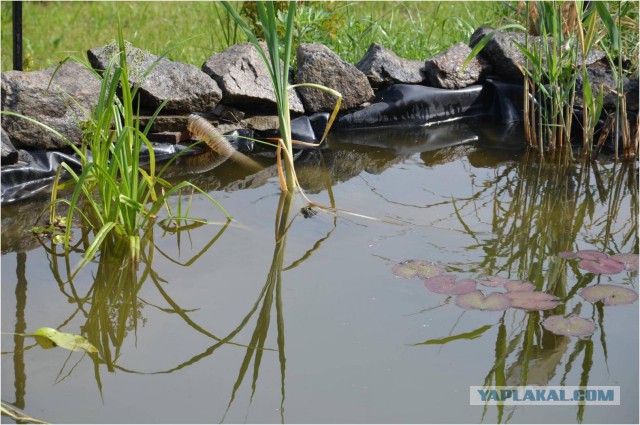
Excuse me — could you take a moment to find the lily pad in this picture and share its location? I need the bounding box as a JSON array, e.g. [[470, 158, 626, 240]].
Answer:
[[542, 315, 596, 337], [505, 291, 561, 310], [32, 327, 98, 353], [455, 290, 512, 311], [478, 276, 512, 287], [504, 281, 536, 292], [424, 275, 477, 295], [558, 251, 578, 259], [578, 258, 625, 274], [575, 250, 609, 261], [392, 260, 443, 279], [580, 284, 639, 306], [609, 253, 639, 272]]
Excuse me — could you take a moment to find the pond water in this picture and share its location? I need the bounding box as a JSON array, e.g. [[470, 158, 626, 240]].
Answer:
[[2, 119, 638, 424]]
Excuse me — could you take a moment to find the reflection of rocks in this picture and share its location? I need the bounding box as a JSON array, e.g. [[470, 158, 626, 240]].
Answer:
[[420, 144, 476, 167], [1, 199, 54, 253], [295, 148, 405, 194]]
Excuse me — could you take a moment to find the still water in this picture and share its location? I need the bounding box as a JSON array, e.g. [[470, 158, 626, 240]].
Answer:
[[2, 120, 638, 423]]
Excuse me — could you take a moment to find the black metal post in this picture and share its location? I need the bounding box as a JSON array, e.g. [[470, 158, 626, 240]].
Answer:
[[13, 1, 23, 71]]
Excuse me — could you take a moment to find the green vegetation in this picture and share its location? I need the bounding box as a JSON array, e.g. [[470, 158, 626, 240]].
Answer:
[[1, 1, 502, 72], [3, 29, 229, 267]]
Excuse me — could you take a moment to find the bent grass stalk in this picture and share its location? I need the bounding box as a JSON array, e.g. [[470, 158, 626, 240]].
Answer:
[[221, 1, 341, 195]]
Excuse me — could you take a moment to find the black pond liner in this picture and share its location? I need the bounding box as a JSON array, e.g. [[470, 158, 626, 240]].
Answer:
[[0, 79, 618, 204]]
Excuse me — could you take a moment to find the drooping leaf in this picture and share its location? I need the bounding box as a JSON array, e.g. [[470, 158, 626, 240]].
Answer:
[[542, 315, 596, 338], [413, 324, 493, 345], [505, 291, 561, 311], [32, 327, 98, 353], [392, 260, 443, 279], [455, 290, 511, 311], [580, 285, 638, 306], [424, 275, 477, 295]]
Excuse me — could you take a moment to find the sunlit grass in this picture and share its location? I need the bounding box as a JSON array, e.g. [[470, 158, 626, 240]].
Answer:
[[1, 1, 504, 72]]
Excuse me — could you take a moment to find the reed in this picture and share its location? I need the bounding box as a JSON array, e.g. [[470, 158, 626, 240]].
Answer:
[[2, 28, 229, 268], [221, 1, 341, 194]]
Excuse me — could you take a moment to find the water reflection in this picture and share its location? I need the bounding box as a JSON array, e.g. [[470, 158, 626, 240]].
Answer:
[[411, 156, 637, 423]]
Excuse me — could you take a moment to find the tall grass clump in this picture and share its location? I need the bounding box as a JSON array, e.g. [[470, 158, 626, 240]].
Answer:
[[221, 1, 341, 194], [3, 29, 229, 268]]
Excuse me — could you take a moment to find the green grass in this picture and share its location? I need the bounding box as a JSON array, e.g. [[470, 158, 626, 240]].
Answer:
[[1, 1, 504, 72]]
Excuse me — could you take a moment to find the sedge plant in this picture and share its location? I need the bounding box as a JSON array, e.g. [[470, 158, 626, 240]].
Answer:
[[3, 29, 229, 270], [221, 1, 341, 195]]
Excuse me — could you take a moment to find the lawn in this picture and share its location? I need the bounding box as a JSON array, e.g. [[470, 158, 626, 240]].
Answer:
[[1, 1, 505, 72]]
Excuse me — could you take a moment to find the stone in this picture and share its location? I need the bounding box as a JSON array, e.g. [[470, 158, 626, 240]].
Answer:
[[1, 127, 18, 165], [1, 62, 102, 149], [424, 42, 492, 89], [295, 43, 374, 113], [575, 60, 637, 112], [469, 27, 606, 83], [88, 41, 222, 113], [356, 43, 425, 88], [202, 42, 304, 114]]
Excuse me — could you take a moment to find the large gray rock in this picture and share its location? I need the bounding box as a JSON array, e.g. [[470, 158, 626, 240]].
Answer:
[[1, 62, 102, 149], [469, 27, 605, 82], [202, 42, 304, 114], [88, 41, 222, 113], [424, 42, 492, 89], [1, 127, 18, 165], [356, 43, 425, 88], [295, 43, 374, 113], [575, 60, 637, 112]]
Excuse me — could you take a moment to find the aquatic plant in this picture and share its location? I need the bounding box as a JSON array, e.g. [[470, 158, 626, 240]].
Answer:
[[3, 29, 229, 266], [392, 259, 443, 279], [542, 315, 596, 337], [221, 1, 341, 194], [455, 290, 512, 311], [424, 275, 477, 295], [580, 284, 638, 306], [505, 290, 561, 310]]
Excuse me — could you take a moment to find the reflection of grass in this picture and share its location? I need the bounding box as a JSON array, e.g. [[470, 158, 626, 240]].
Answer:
[[415, 155, 637, 423]]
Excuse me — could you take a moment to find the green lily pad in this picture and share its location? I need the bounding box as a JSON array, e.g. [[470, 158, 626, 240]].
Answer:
[[392, 260, 443, 279], [542, 315, 596, 337], [580, 285, 638, 306], [455, 290, 511, 311], [505, 291, 561, 310], [32, 327, 98, 353]]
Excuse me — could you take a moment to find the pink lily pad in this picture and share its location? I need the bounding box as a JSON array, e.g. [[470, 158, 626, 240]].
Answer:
[[542, 315, 596, 337], [609, 253, 639, 272], [392, 260, 443, 279], [424, 275, 477, 295], [478, 276, 512, 287], [504, 281, 536, 292], [580, 284, 639, 306], [558, 251, 578, 259], [578, 258, 625, 274], [505, 291, 561, 310], [575, 250, 609, 261], [455, 290, 512, 311]]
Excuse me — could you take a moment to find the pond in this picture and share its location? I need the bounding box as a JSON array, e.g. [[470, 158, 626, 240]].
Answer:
[[1, 118, 638, 424]]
